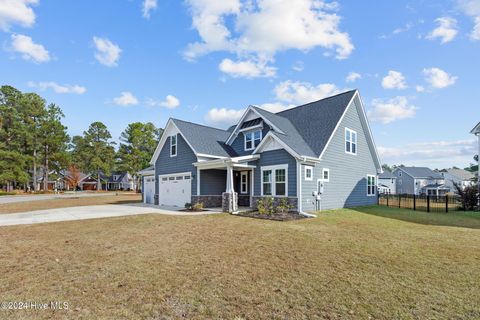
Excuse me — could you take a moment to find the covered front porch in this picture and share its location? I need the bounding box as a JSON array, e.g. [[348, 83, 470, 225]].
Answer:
[[193, 155, 259, 213]]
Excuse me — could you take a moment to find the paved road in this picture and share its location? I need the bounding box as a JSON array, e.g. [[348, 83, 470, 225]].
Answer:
[[0, 204, 215, 226], [0, 192, 119, 205]]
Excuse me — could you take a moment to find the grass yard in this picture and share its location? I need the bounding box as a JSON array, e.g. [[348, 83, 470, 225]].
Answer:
[[0, 193, 141, 214], [1, 206, 480, 319]]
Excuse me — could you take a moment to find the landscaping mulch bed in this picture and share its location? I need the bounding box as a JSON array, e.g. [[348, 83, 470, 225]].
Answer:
[[236, 211, 308, 221]]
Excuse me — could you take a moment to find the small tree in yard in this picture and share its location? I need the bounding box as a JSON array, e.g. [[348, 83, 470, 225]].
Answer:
[[453, 182, 478, 211], [66, 164, 82, 190]]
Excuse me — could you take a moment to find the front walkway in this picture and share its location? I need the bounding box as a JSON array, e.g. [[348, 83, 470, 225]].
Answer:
[[0, 203, 216, 227]]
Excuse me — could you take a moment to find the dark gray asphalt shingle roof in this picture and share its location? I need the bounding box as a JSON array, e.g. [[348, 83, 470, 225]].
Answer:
[[399, 167, 444, 179], [252, 106, 316, 157], [170, 90, 358, 159], [277, 90, 357, 157], [173, 119, 237, 157]]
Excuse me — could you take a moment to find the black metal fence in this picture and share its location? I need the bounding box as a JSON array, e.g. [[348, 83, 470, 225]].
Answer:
[[378, 194, 465, 213]]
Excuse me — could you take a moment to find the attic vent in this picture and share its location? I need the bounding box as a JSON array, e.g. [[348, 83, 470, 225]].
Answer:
[[241, 118, 262, 129]]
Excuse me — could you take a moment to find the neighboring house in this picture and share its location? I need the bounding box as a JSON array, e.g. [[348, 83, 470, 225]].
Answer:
[[79, 172, 136, 191], [393, 167, 449, 196], [441, 168, 475, 192], [142, 90, 382, 213], [378, 171, 396, 194]]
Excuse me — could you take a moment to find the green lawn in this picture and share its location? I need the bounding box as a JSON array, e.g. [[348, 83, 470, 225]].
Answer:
[[1, 206, 480, 319]]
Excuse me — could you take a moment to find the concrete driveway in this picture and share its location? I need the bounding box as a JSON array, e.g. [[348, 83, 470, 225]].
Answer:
[[0, 203, 216, 227], [0, 192, 117, 205]]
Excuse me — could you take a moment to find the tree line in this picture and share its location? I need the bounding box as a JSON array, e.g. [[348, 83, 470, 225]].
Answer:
[[0, 85, 162, 192]]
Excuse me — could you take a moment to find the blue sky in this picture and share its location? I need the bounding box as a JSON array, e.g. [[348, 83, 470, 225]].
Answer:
[[0, 0, 479, 169]]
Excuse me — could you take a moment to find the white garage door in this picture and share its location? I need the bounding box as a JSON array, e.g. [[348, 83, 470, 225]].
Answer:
[[158, 173, 192, 207], [143, 176, 155, 204]]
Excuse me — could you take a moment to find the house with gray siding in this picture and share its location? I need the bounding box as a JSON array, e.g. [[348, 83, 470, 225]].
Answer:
[[441, 168, 475, 193], [378, 171, 396, 194], [141, 90, 382, 214], [393, 167, 449, 196]]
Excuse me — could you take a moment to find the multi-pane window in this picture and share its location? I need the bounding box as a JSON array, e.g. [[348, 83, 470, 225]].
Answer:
[[241, 172, 248, 194], [275, 169, 286, 196], [322, 168, 330, 182], [367, 175, 376, 196], [345, 128, 357, 155], [262, 166, 287, 196], [262, 170, 272, 195], [170, 134, 177, 157], [245, 130, 262, 150], [305, 166, 313, 181]]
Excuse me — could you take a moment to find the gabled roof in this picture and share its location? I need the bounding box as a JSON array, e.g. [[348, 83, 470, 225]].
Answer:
[[379, 171, 396, 179], [445, 168, 475, 181], [252, 106, 316, 158], [471, 121, 480, 134], [396, 167, 443, 179], [172, 119, 236, 157], [277, 90, 357, 157]]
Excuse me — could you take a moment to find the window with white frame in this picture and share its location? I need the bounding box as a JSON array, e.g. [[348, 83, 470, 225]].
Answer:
[[305, 166, 313, 181], [367, 175, 376, 196], [240, 172, 248, 194], [244, 130, 262, 151], [322, 168, 330, 182], [261, 165, 287, 196], [170, 134, 177, 157], [345, 128, 357, 155]]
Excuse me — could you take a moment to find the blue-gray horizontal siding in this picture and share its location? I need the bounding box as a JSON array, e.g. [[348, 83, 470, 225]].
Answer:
[[230, 126, 270, 156], [200, 169, 226, 195], [155, 134, 197, 199], [300, 101, 378, 211], [252, 149, 297, 197], [394, 169, 415, 194]]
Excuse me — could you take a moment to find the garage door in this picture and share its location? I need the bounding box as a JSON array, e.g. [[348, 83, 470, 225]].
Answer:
[[143, 176, 155, 204], [158, 173, 192, 207]]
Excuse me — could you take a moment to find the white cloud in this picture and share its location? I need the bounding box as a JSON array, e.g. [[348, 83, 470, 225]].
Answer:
[[148, 95, 181, 109], [415, 85, 425, 92], [93, 36, 121, 67], [346, 71, 361, 83], [471, 16, 480, 40], [426, 17, 458, 44], [367, 96, 416, 124], [184, 0, 354, 77], [142, 0, 157, 19], [423, 67, 457, 89], [204, 107, 245, 126], [256, 102, 295, 113], [292, 61, 304, 72], [219, 58, 276, 78], [0, 0, 38, 31], [10, 34, 50, 63], [457, 0, 480, 40], [27, 81, 86, 94], [378, 139, 477, 167], [113, 91, 139, 106], [274, 80, 341, 105], [381, 70, 407, 90]]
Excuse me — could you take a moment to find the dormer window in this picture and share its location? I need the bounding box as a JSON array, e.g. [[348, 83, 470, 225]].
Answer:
[[170, 134, 177, 157], [245, 130, 262, 151]]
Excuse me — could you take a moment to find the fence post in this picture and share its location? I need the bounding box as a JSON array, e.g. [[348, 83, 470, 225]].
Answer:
[[399, 194, 401, 208], [387, 193, 389, 207], [427, 195, 430, 212], [413, 194, 416, 211], [446, 195, 448, 213]]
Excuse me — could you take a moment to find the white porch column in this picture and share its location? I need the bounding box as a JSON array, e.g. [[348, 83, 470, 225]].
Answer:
[[226, 165, 234, 193]]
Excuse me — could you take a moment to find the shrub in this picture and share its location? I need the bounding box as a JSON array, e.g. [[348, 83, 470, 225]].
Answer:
[[192, 202, 204, 211], [257, 197, 275, 215], [454, 183, 479, 211], [276, 197, 293, 214], [184, 202, 193, 210]]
